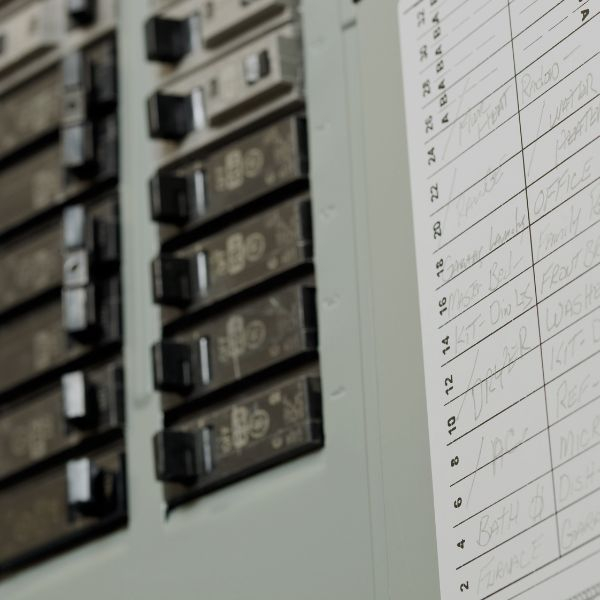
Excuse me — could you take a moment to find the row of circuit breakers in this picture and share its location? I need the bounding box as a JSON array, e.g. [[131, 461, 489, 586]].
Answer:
[[0, 0, 322, 575]]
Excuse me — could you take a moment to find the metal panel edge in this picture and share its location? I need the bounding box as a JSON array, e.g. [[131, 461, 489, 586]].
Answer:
[[353, 0, 441, 598]]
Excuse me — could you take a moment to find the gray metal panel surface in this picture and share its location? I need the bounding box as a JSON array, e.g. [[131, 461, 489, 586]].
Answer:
[[0, 0, 437, 598], [351, 1, 440, 598]]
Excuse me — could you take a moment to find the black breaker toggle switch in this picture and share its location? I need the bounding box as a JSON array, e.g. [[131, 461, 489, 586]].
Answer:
[[147, 92, 194, 141], [145, 16, 191, 64], [152, 341, 194, 394], [152, 255, 195, 307], [152, 252, 208, 308], [68, 0, 96, 26], [153, 429, 213, 484], [152, 338, 212, 396], [149, 173, 195, 225]]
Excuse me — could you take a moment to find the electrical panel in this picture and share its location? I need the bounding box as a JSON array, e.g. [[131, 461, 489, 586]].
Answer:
[[0, 0, 328, 588], [0, 0, 451, 599]]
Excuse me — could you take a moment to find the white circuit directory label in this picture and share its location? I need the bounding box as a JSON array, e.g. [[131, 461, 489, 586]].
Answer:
[[397, 1, 600, 598]]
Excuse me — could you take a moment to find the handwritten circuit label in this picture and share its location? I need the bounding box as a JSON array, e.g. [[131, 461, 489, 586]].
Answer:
[[397, 1, 600, 598]]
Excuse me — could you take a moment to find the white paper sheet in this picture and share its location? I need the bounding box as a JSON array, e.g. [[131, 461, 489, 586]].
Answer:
[[397, 1, 600, 598]]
